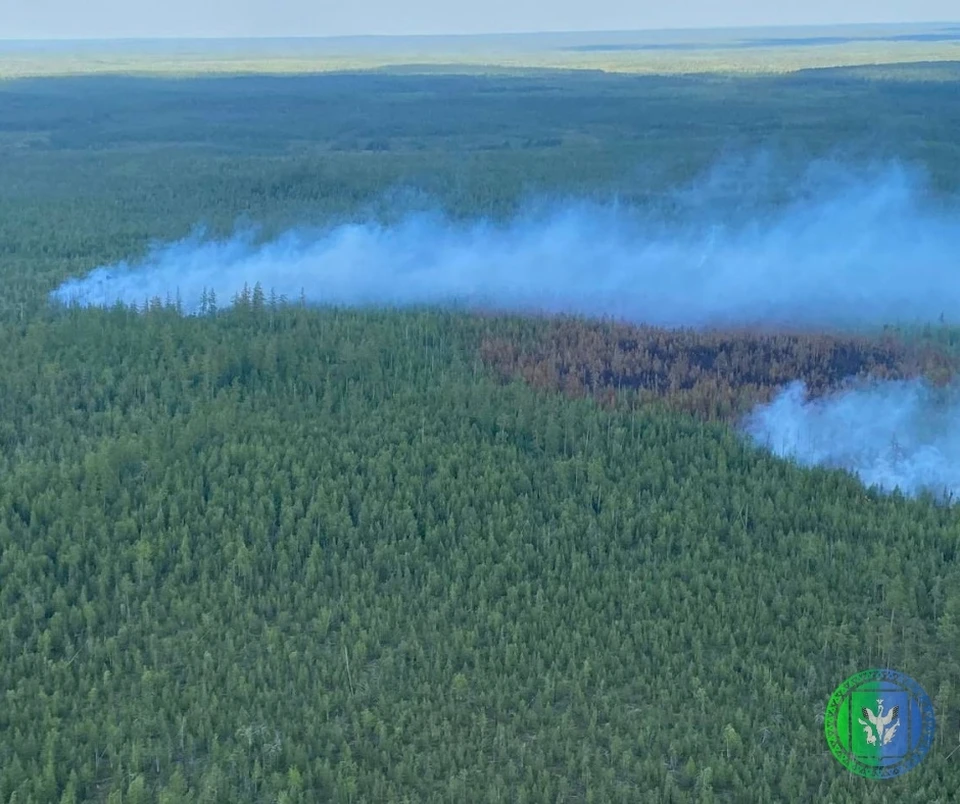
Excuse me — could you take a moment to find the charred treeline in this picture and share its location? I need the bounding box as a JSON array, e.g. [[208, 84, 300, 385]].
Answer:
[[480, 319, 960, 422]]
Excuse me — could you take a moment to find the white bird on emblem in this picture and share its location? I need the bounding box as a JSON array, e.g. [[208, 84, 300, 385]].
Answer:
[[861, 699, 900, 746]]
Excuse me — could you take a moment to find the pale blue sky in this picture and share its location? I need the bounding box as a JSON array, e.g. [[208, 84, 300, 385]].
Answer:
[[2, 0, 958, 40]]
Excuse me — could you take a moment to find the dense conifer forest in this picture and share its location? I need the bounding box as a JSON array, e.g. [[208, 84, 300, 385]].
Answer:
[[2, 61, 960, 802]]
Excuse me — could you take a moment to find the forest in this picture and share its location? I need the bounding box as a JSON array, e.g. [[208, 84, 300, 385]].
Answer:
[[2, 57, 960, 802]]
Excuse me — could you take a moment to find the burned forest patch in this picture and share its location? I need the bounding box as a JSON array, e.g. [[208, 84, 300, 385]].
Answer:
[[479, 318, 960, 422]]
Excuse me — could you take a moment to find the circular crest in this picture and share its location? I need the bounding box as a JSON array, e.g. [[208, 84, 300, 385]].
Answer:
[[825, 668, 935, 778]]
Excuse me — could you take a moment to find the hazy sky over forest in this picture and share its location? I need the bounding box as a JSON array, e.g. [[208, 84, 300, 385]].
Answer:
[[4, 0, 958, 40]]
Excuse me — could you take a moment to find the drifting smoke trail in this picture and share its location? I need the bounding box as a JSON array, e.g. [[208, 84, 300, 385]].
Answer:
[[742, 380, 960, 502], [51, 159, 960, 329], [49, 158, 960, 500]]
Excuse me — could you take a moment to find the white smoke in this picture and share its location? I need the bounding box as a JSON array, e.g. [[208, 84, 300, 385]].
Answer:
[[49, 157, 960, 500], [51, 159, 960, 329], [742, 379, 960, 501]]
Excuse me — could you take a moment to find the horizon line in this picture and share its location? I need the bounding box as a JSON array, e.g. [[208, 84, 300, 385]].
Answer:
[[3, 21, 960, 45]]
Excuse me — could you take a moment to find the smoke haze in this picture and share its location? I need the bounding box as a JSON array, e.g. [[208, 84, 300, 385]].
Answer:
[[743, 379, 960, 501], [51, 158, 960, 499], [51, 159, 960, 328]]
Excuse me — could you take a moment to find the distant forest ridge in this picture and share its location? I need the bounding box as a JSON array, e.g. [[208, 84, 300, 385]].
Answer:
[[2, 22, 960, 55], [564, 31, 960, 52], [2, 24, 960, 80]]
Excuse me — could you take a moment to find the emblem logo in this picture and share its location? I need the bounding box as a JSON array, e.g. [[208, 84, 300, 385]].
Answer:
[[825, 668, 935, 778]]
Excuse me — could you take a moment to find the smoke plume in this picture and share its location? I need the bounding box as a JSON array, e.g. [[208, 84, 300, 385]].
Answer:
[[742, 379, 960, 502], [51, 159, 960, 329], [50, 158, 960, 499]]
